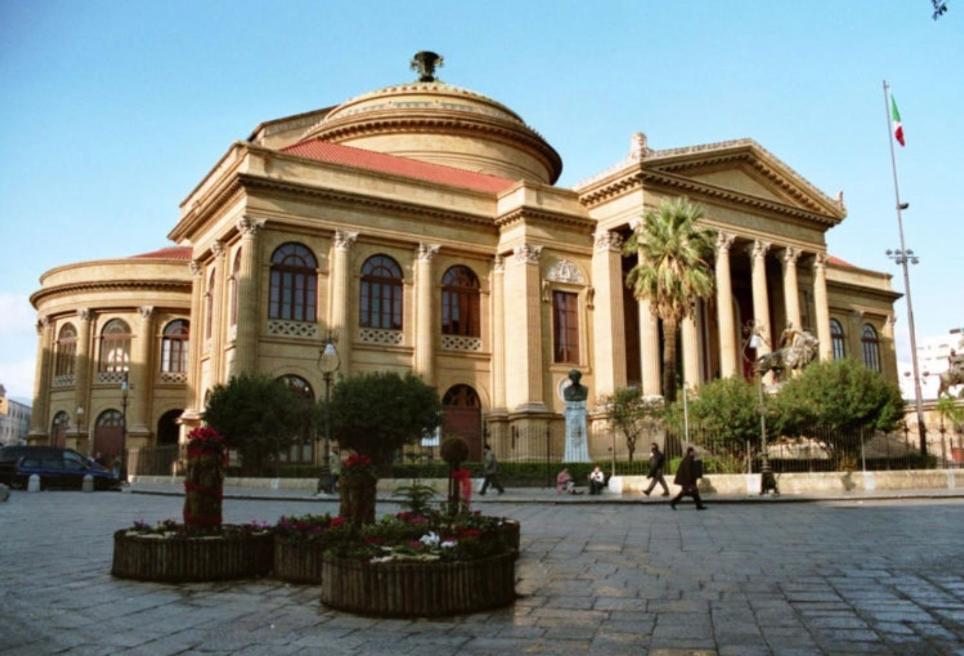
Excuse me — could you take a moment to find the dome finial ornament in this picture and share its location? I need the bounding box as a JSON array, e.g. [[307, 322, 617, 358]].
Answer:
[[411, 51, 444, 82]]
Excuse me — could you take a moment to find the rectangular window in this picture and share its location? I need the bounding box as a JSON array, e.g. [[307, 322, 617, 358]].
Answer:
[[552, 291, 579, 364]]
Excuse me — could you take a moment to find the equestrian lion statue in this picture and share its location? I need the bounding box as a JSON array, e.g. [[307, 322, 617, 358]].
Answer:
[[755, 323, 819, 379], [937, 349, 964, 399]]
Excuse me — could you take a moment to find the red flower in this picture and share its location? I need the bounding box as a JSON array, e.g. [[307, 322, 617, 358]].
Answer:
[[187, 426, 224, 443], [344, 453, 372, 469], [331, 516, 346, 528], [458, 528, 482, 539]]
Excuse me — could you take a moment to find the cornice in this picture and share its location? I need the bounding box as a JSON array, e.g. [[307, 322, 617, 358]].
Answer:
[[578, 167, 841, 228], [31, 279, 192, 307], [825, 279, 903, 303], [494, 206, 595, 233]]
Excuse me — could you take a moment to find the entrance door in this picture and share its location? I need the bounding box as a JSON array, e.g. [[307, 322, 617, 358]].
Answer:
[[442, 385, 482, 461], [93, 409, 125, 464], [50, 412, 69, 448], [156, 409, 182, 446]]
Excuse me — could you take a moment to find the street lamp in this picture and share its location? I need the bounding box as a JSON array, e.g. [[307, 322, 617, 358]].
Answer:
[[742, 322, 778, 495], [318, 336, 341, 491]]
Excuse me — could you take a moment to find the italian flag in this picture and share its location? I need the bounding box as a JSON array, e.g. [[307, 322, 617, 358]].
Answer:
[[891, 96, 905, 147]]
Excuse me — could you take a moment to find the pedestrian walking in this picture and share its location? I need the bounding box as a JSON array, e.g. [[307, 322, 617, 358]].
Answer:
[[670, 447, 706, 510], [328, 446, 342, 493], [479, 444, 505, 495], [642, 442, 670, 497]]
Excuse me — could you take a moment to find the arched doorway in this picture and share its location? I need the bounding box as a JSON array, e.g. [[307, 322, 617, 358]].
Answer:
[[50, 411, 70, 448], [156, 409, 182, 446], [442, 385, 482, 461], [277, 375, 316, 464], [93, 409, 125, 464]]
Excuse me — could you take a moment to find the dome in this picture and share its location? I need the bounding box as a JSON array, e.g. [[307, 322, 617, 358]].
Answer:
[[299, 53, 562, 185]]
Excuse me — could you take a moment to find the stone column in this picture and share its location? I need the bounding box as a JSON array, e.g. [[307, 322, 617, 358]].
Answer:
[[682, 310, 700, 389], [782, 247, 802, 331], [848, 310, 865, 364], [234, 217, 264, 376], [184, 260, 204, 419], [503, 244, 544, 410], [210, 241, 227, 382], [637, 296, 661, 397], [812, 253, 832, 361], [881, 313, 898, 383], [414, 243, 440, 384], [491, 255, 506, 411], [591, 230, 627, 398], [128, 305, 154, 436], [715, 232, 738, 378], [330, 230, 358, 377], [750, 240, 773, 357], [73, 309, 93, 435], [28, 316, 52, 440]]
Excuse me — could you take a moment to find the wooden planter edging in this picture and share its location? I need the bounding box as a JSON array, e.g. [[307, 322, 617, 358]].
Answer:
[[320, 552, 516, 617], [273, 538, 327, 584], [111, 529, 273, 582], [501, 519, 520, 552]]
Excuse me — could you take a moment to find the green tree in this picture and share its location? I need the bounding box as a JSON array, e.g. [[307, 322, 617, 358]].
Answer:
[[600, 387, 661, 462], [772, 358, 904, 466], [665, 377, 775, 470], [329, 371, 441, 466], [623, 198, 715, 403], [203, 374, 312, 474]]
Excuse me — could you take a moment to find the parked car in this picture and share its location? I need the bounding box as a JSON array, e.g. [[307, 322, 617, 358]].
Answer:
[[0, 446, 121, 490]]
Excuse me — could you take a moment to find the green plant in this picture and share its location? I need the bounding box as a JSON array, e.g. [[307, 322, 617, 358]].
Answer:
[[203, 374, 310, 474], [393, 481, 438, 515], [329, 372, 441, 465], [623, 198, 715, 403], [599, 387, 661, 462]]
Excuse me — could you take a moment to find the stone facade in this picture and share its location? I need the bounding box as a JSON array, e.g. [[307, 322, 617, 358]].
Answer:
[[28, 58, 901, 463], [0, 385, 31, 446]]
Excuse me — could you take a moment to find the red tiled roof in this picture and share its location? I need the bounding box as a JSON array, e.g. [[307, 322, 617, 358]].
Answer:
[[827, 255, 856, 269], [130, 246, 193, 261], [281, 139, 518, 194]]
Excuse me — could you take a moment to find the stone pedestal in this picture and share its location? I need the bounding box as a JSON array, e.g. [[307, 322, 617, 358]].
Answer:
[[563, 400, 590, 462]]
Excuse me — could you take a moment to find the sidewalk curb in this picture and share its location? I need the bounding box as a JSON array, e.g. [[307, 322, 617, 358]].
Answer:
[[129, 488, 964, 506]]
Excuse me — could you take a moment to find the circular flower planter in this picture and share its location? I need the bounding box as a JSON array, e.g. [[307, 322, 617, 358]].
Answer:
[[273, 538, 328, 584], [111, 528, 273, 582], [320, 551, 517, 617], [501, 519, 521, 552]]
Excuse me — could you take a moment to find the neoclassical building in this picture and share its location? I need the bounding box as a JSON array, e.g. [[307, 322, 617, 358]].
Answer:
[[28, 54, 900, 464]]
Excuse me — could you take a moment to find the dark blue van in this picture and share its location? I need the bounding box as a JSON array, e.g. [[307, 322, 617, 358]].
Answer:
[[0, 446, 121, 490]]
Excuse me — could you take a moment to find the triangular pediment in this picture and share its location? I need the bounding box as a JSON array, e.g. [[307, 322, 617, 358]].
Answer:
[[643, 139, 845, 221]]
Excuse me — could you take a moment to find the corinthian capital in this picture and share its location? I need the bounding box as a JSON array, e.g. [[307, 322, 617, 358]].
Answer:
[[189, 259, 204, 277], [813, 252, 828, 269], [594, 230, 623, 253], [237, 217, 265, 237], [493, 254, 504, 273], [511, 244, 543, 265], [715, 231, 736, 255], [782, 247, 801, 266], [751, 240, 771, 260], [138, 305, 154, 319], [211, 240, 226, 258], [334, 230, 359, 251], [416, 243, 441, 262], [36, 316, 49, 334], [78, 308, 92, 322]]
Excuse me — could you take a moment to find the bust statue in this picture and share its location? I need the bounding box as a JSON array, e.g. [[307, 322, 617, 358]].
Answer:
[[563, 369, 588, 402]]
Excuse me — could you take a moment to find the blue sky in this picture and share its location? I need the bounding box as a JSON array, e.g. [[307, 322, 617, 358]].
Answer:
[[1, 1, 961, 400]]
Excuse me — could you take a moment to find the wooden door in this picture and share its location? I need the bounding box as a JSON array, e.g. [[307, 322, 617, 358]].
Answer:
[[442, 385, 482, 461], [93, 409, 125, 464]]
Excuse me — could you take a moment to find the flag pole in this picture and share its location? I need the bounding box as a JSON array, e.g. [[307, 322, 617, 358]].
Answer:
[[882, 79, 927, 456]]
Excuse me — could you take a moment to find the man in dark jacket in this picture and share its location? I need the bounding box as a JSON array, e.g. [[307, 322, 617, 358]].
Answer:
[[671, 447, 706, 510], [479, 444, 504, 495], [643, 442, 669, 497]]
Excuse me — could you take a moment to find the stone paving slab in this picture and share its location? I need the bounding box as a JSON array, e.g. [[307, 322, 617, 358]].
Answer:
[[1, 491, 963, 655]]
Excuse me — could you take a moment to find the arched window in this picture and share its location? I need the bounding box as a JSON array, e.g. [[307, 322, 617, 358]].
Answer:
[[441, 266, 480, 337], [161, 320, 190, 373], [269, 243, 317, 322], [359, 255, 403, 330], [98, 319, 131, 373], [205, 269, 216, 340], [229, 248, 241, 327], [277, 375, 315, 464], [830, 319, 846, 361], [55, 323, 77, 377], [862, 324, 881, 372]]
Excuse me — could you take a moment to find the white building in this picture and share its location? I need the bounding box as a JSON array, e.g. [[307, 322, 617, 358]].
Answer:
[[0, 385, 32, 447], [898, 328, 964, 400]]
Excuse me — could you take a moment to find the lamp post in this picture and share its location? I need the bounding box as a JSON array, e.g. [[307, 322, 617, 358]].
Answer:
[[318, 336, 341, 491], [742, 322, 778, 495], [887, 247, 927, 456]]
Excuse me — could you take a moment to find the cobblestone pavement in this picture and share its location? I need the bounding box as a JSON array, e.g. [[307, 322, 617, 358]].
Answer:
[[1, 492, 962, 656]]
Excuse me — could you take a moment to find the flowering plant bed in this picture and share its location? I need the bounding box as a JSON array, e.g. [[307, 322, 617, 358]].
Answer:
[[111, 520, 273, 582], [273, 514, 347, 584]]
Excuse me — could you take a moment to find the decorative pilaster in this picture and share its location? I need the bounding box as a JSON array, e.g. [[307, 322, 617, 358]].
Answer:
[[591, 230, 627, 398], [848, 310, 865, 364], [128, 305, 154, 436], [414, 243, 440, 383], [184, 260, 204, 419], [73, 309, 93, 436], [491, 256, 506, 411], [504, 244, 544, 410], [782, 247, 802, 332], [210, 241, 227, 382], [234, 218, 264, 375], [28, 316, 52, 440], [715, 232, 738, 378], [330, 230, 358, 376], [750, 240, 773, 360], [812, 253, 832, 361], [636, 258, 661, 399]]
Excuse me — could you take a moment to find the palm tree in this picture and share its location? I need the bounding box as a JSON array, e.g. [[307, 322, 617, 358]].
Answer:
[[623, 197, 716, 403]]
